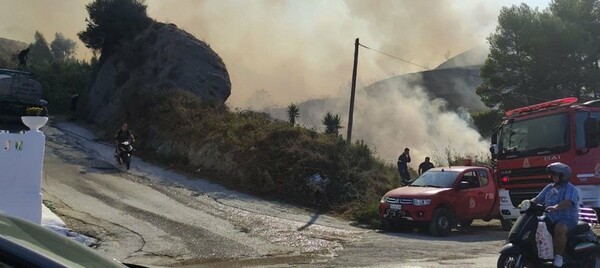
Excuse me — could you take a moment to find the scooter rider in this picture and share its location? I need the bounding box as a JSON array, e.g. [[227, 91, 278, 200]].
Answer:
[[114, 123, 135, 164], [530, 162, 579, 267]]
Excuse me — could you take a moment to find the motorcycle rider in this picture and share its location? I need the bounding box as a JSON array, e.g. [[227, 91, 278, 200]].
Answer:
[[530, 162, 579, 267], [114, 123, 135, 164]]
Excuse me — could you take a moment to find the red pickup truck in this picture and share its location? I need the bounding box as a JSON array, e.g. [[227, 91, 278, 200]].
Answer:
[[379, 166, 503, 236]]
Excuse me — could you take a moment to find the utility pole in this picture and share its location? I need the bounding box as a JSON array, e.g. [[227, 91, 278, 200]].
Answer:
[[347, 38, 359, 143]]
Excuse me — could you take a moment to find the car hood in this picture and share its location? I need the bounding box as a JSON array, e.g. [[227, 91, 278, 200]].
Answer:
[[0, 212, 128, 268], [384, 186, 451, 198]]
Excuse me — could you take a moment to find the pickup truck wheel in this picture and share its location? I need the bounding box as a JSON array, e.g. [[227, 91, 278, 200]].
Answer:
[[429, 208, 454, 236], [501, 219, 513, 231], [458, 220, 473, 229]]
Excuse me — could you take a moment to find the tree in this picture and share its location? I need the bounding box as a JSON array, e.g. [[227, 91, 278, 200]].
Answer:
[[322, 112, 343, 135], [29, 60, 92, 114], [29, 31, 54, 65], [78, 0, 151, 56], [471, 110, 504, 139], [51, 33, 77, 61], [477, 1, 600, 110], [287, 103, 299, 125]]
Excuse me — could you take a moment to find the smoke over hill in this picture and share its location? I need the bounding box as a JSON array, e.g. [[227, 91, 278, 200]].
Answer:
[[267, 65, 490, 167], [0, 0, 506, 106], [0, 0, 513, 167], [0, 37, 27, 67]]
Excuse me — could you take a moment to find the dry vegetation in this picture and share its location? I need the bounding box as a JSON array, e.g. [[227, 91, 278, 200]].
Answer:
[[113, 87, 399, 224], [98, 85, 494, 228]]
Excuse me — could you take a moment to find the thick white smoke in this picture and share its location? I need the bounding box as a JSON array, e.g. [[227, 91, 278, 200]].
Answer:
[[278, 75, 490, 168], [0, 0, 545, 166]]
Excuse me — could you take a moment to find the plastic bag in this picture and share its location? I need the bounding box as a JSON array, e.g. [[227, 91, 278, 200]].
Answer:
[[536, 221, 554, 260]]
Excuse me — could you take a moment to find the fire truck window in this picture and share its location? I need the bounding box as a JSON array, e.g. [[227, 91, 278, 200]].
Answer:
[[500, 113, 569, 156], [576, 112, 600, 148], [479, 170, 489, 186]]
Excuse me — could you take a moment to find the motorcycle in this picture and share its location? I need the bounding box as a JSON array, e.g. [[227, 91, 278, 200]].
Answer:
[[116, 140, 134, 170], [498, 200, 600, 268]]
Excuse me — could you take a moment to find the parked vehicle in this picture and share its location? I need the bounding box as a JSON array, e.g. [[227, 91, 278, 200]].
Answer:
[[116, 140, 134, 170], [0, 211, 139, 267], [497, 200, 600, 268], [489, 98, 600, 228], [379, 166, 502, 236], [0, 68, 47, 122]]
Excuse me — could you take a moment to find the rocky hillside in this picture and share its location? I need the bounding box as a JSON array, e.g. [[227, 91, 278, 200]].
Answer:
[[267, 48, 488, 126], [435, 46, 488, 70], [365, 66, 485, 112], [78, 22, 231, 127], [0, 37, 28, 68]]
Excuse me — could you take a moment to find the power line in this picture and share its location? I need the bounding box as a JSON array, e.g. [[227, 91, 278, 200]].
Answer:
[[358, 43, 429, 70]]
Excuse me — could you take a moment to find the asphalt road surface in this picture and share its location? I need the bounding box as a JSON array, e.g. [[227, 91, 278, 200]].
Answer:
[[38, 120, 511, 267]]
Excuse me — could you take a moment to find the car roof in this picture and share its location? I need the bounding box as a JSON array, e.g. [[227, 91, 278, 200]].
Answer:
[[427, 166, 488, 173], [0, 68, 32, 77], [0, 212, 127, 268]]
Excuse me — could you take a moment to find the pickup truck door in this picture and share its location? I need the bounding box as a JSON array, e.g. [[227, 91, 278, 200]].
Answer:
[[470, 169, 496, 217], [455, 170, 496, 219]]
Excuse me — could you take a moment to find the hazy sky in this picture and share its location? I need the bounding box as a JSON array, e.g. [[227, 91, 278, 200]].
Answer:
[[0, 0, 554, 165], [0, 0, 551, 107]]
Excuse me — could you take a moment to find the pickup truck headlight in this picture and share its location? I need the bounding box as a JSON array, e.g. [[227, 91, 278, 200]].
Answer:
[[413, 199, 431, 206], [380, 196, 387, 203]]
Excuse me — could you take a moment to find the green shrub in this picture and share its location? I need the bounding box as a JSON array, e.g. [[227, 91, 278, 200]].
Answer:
[[352, 202, 382, 228], [29, 60, 92, 115]]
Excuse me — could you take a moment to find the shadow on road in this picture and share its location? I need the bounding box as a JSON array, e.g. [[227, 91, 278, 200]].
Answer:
[[297, 212, 321, 231]]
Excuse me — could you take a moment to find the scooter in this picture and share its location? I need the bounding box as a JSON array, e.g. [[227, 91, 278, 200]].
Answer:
[[116, 140, 134, 170], [497, 200, 600, 268]]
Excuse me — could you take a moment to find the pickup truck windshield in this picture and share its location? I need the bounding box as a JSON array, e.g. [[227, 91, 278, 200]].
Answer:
[[410, 171, 460, 188], [499, 113, 569, 159]]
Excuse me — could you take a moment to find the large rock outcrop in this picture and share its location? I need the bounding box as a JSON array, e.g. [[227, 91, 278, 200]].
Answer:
[[79, 22, 231, 126]]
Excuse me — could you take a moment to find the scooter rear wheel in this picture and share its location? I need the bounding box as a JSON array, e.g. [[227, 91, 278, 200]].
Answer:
[[497, 252, 524, 268]]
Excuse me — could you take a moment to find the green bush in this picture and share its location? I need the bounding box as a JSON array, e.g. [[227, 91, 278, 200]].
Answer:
[[29, 60, 92, 114], [352, 202, 382, 228]]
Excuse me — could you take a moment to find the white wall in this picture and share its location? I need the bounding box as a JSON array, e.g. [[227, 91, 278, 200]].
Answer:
[[0, 129, 45, 224]]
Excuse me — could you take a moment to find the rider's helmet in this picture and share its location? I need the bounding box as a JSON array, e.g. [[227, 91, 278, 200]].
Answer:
[[546, 162, 572, 184]]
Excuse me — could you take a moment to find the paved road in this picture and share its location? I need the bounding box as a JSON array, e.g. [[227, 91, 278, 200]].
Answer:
[[40, 120, 509, 267]]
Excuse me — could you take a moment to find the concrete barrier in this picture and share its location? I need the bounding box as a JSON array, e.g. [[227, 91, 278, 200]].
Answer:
[[0, 120, 46, 224]]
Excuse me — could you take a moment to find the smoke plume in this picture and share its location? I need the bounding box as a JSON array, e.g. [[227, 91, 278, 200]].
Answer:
[[0, 0, 542, 165], [267, 75, 490, 168]]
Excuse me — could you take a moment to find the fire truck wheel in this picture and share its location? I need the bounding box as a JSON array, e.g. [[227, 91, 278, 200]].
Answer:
[[501, 219, 513, 231], [429, 208, 454, 237]]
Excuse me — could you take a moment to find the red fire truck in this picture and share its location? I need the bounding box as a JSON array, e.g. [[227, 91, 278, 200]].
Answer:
[[490, 97, 600, 228]]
